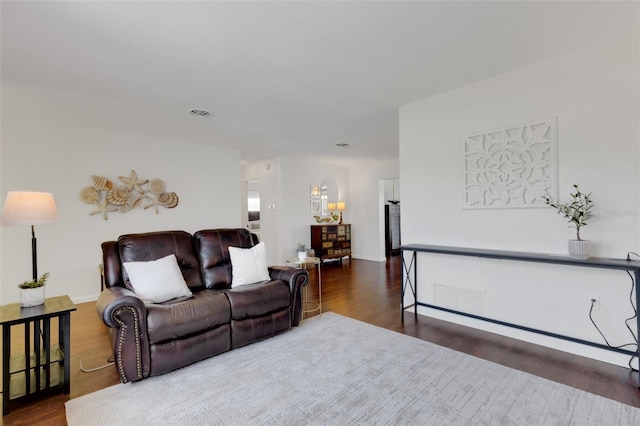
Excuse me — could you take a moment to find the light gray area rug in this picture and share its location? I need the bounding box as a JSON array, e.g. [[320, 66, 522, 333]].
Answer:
[[66, 312, 640, 425]]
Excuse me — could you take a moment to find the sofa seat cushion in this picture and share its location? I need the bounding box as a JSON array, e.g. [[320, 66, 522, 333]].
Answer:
[[146, 290, 230, 344], [149, 324, 231, 377], [224, 280, 290, 320]]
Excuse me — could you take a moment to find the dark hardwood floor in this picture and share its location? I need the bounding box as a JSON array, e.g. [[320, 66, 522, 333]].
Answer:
[[305, 256, 640, 410], [2, 256, 639, 425]]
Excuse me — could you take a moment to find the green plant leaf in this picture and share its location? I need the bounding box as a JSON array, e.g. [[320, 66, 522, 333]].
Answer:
[[17, 272, 49, 289]]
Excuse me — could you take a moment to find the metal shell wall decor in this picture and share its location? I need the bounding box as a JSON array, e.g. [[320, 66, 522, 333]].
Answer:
[[313, 215, 334, 224], [80, 170, 180, 220]]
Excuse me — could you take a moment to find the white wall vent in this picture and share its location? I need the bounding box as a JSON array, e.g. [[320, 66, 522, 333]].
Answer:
[[434, 284, 483, 315]]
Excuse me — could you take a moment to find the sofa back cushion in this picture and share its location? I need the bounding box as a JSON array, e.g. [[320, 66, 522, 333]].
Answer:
[[118, 230, 204, 290], [194, 228, 256, 290]]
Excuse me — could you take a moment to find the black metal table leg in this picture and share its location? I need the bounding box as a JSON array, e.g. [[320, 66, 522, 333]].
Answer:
[[61, 313, 71, 394], [2, 325, 10, 416], [401, 250, 417, 322], [635, 269, 640, 387], [35, 320, 41, 394], [24, 322, 30, 397], [44, 317, 51, 389]]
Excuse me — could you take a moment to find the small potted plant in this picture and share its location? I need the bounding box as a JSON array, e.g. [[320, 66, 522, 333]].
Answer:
[[543, 184, 593, 259], [18, 272, 49, 307], [297, 243, 308, 261]]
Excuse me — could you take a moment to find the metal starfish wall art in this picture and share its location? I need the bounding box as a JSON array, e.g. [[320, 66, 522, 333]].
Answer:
[[80, 169, 179, 220]]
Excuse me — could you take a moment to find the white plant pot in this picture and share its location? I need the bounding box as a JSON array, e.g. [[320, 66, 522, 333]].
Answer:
[[20, 286, 45, 308], [298, 251, 307, 261], [568, 240, 590, 260]]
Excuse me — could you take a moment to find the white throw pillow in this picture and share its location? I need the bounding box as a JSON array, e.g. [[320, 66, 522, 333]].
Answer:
[[228, 242, 270, 287], [122, 254, 192, 303]]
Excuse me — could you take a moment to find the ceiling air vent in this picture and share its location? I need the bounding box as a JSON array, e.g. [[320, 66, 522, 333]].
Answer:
[[189, 109, 211, 118]]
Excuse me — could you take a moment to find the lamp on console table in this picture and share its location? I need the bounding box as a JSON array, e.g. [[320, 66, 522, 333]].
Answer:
[[337, 201, 346, 224], [1, 191, 59, 281], [327, 202, 339, 222]]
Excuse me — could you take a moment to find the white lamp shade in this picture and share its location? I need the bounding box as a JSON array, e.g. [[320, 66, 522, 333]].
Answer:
[[336, 202, 346, 212], [1, 191, 59, 225]]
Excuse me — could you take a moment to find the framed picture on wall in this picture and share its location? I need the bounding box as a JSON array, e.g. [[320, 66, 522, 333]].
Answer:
[[311, 199, 321, 214]]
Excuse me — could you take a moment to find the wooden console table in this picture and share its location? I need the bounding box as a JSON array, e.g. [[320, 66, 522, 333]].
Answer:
[[310, 224, 352, 264], [401, 244, 640, 373], [1, 295, 76, 415]]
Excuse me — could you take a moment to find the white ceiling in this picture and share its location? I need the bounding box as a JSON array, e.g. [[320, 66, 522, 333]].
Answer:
[[1, 1, 636, 163]]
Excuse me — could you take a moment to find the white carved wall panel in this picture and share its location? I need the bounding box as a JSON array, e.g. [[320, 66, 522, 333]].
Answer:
[[463, 118, 557, 209]]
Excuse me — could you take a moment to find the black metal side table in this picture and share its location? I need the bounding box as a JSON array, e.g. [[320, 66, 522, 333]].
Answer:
[[1, 295, 76, 415]]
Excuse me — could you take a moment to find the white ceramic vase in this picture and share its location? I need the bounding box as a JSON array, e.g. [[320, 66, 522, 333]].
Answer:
[[298, 251, 307, 261], [568, 240, 590, 260], [20, 286, 45, 308]]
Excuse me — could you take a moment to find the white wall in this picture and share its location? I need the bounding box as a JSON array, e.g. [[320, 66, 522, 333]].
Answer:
[[347, 159, 399, 262], [281, 158, 350, 261], [1, 79, 385, 305], [243, 157, 399, 265], [242, 157, 350, 265], [242, 159, 282, 265], [399, 32, 639, 368], [1, 83, 241, 304]]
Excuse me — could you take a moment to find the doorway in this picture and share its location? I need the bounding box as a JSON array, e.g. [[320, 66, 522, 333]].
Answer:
[[246, 179, 261, 241], [382, 178, 400, 257]]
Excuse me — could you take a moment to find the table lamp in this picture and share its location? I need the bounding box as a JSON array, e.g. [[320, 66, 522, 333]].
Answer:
[[1, 191, 59, 281], [337, 201, 346, 224]]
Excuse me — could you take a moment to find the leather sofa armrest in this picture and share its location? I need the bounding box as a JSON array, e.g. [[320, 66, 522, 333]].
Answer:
[[268, 266, 309, 327], [96, 287, 150, 382], [97, 286, 145, 327]]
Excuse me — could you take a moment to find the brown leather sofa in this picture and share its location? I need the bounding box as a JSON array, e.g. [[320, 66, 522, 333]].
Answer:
[[96, 228, 309, 383]]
